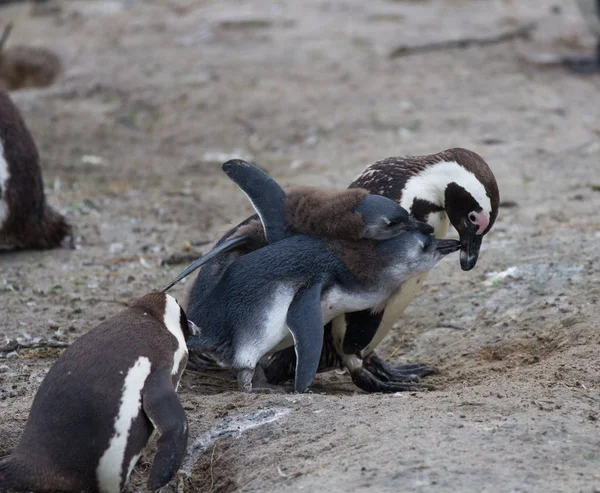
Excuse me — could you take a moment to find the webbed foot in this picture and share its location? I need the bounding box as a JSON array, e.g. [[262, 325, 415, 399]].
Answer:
[[350, 367, 434, 393], [363, 353, 438, 383]]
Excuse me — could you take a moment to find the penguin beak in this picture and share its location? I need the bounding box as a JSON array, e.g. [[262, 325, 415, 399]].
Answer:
[[459, 233, 482, 271], [435, 239, 461, 255]]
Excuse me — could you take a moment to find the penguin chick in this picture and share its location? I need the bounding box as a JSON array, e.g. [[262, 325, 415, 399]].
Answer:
[[0, 293, 197, 493], [0, 87, 72, 250], [191, 148, 498, 393], [163, 159, 432, 293], [165, 160, 460, 393], [266, 147, 499, 392]]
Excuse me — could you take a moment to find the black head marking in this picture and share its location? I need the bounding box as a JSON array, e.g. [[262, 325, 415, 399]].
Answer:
[[444, 183, 481, 235], [410, 198, 444, 224]]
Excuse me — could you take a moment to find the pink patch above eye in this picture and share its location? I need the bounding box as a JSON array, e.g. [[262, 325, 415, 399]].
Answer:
[[472, 211, 489, 235]]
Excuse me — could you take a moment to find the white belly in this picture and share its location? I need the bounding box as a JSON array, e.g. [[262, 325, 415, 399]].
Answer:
[[268, 285, 389, 355], [0, 141, 10, 229], [320, 286, 388, 325], [234, 284, 296, 368]]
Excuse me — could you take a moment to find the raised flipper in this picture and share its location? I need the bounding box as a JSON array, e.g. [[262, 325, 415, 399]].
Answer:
[[161, 234, 250, 292], [141, 369, 188, 491], [353, 194, 434, 240], [286, 282, 325, 393], [222, 159, 289, 243]]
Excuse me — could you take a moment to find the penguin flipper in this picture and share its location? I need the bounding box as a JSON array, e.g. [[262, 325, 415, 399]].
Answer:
[[142, 369, 188, 491], [222, 159, 289, 243], [161, 234, 251, 292], [286, 282, 325, 393]]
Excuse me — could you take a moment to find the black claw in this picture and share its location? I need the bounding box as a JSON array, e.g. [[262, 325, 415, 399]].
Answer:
[[351, 367, 434, 393], [363, 353, 439, 382]]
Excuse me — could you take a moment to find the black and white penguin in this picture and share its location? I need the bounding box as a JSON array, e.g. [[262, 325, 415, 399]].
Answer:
[[266, 148, 499, 392], [0, 292, 197, 493], [564, 0, 600, 74], [0, 87, 71, 250], [183, 149, 498, 393], [165, 160, 460, 393]]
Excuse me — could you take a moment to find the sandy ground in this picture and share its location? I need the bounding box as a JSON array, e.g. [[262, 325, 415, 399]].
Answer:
[[1, 0, 600, 492]]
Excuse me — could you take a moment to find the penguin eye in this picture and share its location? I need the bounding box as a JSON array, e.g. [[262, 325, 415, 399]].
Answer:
[[468, 212, 477, 224]]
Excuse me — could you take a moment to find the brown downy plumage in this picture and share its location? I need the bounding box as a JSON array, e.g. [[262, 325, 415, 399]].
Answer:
[[0, 23, 62, 91], [231, 186, 369, 248], [0, 87, 72, 250]]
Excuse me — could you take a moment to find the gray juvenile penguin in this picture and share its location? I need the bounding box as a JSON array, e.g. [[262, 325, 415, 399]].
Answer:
[[164, 161, 460, 393], [0, 293, 197, 493], [184, 149, 499, 393], [0, 87, 71, 250]]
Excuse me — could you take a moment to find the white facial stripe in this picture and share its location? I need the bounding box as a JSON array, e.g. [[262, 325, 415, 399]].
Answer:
[[96, 356, 152, 493], [400, 160, 492, 218], [163, 294, 188, 376], [0, 140, 10, 227]]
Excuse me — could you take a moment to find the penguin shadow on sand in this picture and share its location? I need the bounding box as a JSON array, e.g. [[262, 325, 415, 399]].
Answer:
[[162, 159, 461, 394]]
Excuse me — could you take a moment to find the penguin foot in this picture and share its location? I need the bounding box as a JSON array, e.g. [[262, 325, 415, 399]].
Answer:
[[186, 352, 222, 373], [249, 365, 292, 393], [363, 353, 438, 382], [236, 367, 291, 393], [350, 368, 434, 393]]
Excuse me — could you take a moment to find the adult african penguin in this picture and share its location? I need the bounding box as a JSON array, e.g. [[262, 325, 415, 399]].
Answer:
[[0, 88, 71, 250], [183, 149, 498, 393], [0, 293, 197, 493], [166, 160, 460, 393], [263, 148, 499, 392]]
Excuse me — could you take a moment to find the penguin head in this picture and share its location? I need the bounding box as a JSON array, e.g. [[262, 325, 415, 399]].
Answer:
[[354, 194, 433, 240], [440, 149, 499, 271], [378, 232, 461, 282], [132, 293, 199, 341]]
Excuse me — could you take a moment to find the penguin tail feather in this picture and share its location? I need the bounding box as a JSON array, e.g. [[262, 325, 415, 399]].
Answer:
[[37, 203, 73, 250]]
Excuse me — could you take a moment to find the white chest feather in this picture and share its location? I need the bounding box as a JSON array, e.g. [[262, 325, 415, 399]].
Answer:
[[0, 141, 10, 228], [360, 272, 429, 355], [162, 294, 188, 379], [235, 283, 297, 368], [320, 286, 389, 325], [96, 356, 152, 493]]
